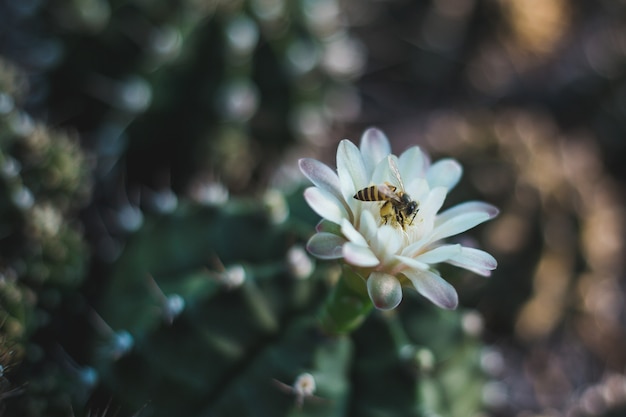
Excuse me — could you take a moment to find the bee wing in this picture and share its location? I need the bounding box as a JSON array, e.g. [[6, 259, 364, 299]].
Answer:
[[378, 183, 403, 203], [387, 155, 405, 191]]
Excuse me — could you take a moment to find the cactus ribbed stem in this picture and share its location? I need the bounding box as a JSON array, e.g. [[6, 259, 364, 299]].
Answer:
[[318, 266, 373, 335]]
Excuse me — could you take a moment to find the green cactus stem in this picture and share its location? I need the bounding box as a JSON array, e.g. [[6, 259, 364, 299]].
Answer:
[[317, 266, 373, 335]]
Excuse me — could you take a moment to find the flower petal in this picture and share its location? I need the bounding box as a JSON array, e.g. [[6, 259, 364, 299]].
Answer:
[[343, 242, 380, 267], [306, 233, 345, 259], [316, 219, 341, 234], [395, 255, 430, 271], [405, 177, 429, 206], [341, 219, 369, 247], [398, 146, 427, 183], [299, 158, 344, 202], [400, 235, 430, 259], [360, 128, 391, 175], [414, 244, 462, 264], [370, 154, 393, 185], [403, 269, 458, 309], [337, 139, 368, 201], [436, 201, 499, 225], [418, 186, 448, 221], [431, 202, 499, 242], [426, 159, 462, 190], [372, 225, 403, 263], [359, 209, 379, 241], [409, 186, 447, 240], [304, 187, 348, 225], [446, 247, 497, 277], [367, 272, 403, 310]]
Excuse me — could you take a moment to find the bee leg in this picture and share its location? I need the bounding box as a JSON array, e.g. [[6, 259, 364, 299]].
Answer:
[[396, 212, 403, 225], [379, 201, 394, 225]]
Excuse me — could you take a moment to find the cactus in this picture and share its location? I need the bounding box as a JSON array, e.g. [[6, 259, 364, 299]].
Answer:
[[0, 57, 93, 414], [80, 177, 488, 417]]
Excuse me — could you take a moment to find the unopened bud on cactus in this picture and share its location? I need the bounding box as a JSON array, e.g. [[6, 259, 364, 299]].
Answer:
[[286, 245, 314, 280], [222, 265, 246, 288], [164, 294, 185, 323]]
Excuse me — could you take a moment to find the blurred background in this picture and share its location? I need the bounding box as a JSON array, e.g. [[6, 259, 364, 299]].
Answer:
[[0, 0, 625, 416]]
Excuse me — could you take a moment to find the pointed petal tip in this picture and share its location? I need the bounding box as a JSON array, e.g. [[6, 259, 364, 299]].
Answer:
[[441, 292, 459, 310], [487, 255, 498, 269], [298, 158, 344, 197], [360, 127, 392, 167], [338, 138, 356, 148], [427, 158, 463, 190], [362, 127, 385, 140], [487, 205, 500, 219], [298, 157, 313, 174], [404, 269, 459, 310], [429, 286, 459, 310], [446, 246, 498, 277], [315, 219, 341, 234]]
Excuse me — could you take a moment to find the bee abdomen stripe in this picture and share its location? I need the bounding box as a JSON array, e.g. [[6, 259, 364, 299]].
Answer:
[[355, 186, 381, 201]]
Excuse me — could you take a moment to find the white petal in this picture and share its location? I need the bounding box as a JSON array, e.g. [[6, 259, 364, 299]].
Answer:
[[403, 269, 458, 309], [306, 233, 345, 259], [446, 247, 497, 276], [398, 146, 427, 183], [343, 242, 380, 267], [370, 155, 392, 185], [414, 244, 462, 264], [405, 177, 429, 205], [395, 255, 430, 271], [368, 154, 401, 186], [299, 158, 344, 202], [367, 272, 403, 310], [303, 187, 348, 225], [378, 225, 402, 253], [340, 219, 369, 247], [431, 202, 499, 242], [422, 186, 448, 216], [372, 225, 402, 262], [436, 201, 499, 225], [414, 187, 448, 237], [359, 128, 391, 175], [426, 159, 462, 190], [401, 234, 426, 257], [359, 209, 379, 241], [337, 139, 368, 201]]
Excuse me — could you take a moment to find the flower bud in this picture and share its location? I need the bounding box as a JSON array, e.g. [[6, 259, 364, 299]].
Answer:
[[287, 245, 314, 279], [367, 272, 402, 310]]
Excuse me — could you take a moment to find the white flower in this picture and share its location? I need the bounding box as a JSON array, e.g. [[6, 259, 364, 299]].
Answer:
[[299, 128, 498, 310]]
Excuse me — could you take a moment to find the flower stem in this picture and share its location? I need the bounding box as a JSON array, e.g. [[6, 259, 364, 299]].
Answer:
[[318, 266, 373, 335]]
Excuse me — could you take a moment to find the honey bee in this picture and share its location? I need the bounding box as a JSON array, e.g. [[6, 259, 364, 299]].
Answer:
[[353, 156, 418, 228]]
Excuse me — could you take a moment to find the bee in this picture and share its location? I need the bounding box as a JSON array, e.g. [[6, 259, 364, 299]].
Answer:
[[353, 156, 419, 228]]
